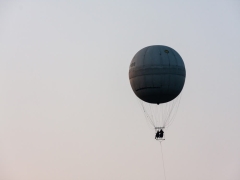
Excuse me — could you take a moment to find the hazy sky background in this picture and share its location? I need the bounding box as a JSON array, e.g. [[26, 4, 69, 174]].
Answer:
[[0, 1, 240, 180]]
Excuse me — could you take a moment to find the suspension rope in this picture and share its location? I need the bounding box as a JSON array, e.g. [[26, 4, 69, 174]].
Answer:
[[138, 100, 155, 128], [137, 92, 183, 129], [165, 93, 182, 127], [160, 142, 167, 180]]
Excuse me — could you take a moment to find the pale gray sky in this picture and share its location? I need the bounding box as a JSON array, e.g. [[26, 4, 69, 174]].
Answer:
[[0, 1, 240, 180]]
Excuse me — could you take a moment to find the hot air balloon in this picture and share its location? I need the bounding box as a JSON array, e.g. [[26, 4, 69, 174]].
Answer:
[[129, 45, 186, 140]]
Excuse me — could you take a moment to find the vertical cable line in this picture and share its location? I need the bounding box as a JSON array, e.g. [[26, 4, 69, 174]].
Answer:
[[160, 142, 167, 180]]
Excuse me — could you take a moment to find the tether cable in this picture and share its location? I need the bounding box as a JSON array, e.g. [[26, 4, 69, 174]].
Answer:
[[160, 142, 167, 180]]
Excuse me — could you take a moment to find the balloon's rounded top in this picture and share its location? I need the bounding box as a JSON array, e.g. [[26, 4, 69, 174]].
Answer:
[[129, 45, 186, 104]]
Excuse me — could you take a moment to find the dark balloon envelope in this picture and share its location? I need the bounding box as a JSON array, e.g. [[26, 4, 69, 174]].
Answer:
[[129, 45, 186, 104]]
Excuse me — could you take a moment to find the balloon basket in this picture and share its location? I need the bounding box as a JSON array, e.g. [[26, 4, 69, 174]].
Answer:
[[155, 127, 165, 141]]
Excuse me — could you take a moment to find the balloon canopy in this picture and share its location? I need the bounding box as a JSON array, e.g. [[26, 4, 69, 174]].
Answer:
[[129, 45, 186, 104]]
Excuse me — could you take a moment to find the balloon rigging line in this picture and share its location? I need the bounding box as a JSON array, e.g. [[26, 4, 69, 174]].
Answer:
[[165, 93, 182, 127], [164, 94, 180, 127], [139, 100, 155, 128], [166, 99, 180, 127], [138, 92, 182, 129], [165, 101, 177, 127], [164, 98, 177, 126]]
